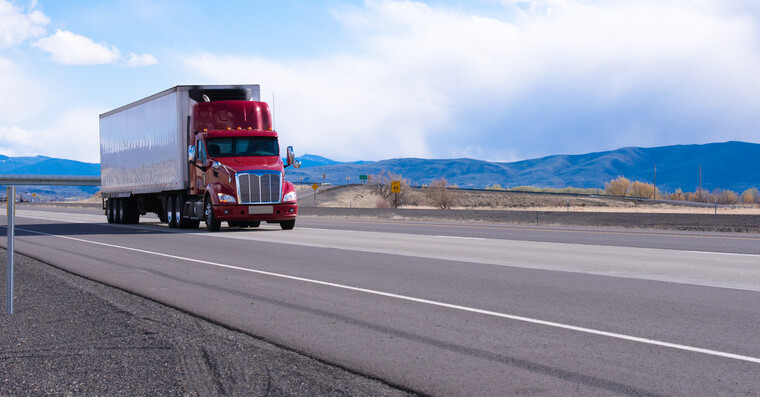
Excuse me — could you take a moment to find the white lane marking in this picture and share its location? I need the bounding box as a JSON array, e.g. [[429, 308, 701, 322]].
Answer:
[[10, 226, 760, 365], [435, 235, 486, 241], [684, 250, 760, 258]]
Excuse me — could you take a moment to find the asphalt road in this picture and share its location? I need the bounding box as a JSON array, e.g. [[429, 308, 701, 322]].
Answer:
[[2, 207, 760, 395]]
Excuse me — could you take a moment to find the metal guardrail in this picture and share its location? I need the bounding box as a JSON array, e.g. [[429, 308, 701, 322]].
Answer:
[[3, 176, 101, 314], [0, 175, 101, 186]]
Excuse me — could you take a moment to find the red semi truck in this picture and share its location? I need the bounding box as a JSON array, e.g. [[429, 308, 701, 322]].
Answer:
[[99, 85, 301, 231]]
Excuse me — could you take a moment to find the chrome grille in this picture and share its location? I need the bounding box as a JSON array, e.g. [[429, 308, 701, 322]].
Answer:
[[237, 171, 282, 204]]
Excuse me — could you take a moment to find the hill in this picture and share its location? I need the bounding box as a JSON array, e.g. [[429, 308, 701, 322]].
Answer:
[[2, 141, 758, 198], [287, 141, 760, 193]]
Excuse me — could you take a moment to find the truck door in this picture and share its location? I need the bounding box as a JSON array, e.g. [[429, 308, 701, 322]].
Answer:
[[192, 139, 208, 193]]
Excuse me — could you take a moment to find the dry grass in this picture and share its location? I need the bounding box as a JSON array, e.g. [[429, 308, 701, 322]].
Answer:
[[300, 184, 760, 214]]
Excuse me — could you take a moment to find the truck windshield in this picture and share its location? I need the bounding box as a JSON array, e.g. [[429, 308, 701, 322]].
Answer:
[[206, 137, 279, 157]]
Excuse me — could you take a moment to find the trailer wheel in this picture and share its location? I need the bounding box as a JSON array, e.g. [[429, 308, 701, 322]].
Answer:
[[114, 198, 122, 224], [166, 196, 177, 228], [175, 196, 190, 229], [205, 199, 220, 232], [123, 198, 140, 224], [247, 221, 260, 228], [106, 199, 115, 223], [280, 219, 296, 230]]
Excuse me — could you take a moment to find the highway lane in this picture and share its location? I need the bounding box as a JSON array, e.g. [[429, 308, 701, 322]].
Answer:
[[16, 206, 760, 255], [2, 208, 760, 395]]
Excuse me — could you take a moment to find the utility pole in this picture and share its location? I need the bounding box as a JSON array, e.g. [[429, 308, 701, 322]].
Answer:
[[699, 163, 703, 200]]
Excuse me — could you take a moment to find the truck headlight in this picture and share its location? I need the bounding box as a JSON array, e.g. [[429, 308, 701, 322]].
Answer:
[[283, 191, 297, 203], [217, 193, 237, 203]]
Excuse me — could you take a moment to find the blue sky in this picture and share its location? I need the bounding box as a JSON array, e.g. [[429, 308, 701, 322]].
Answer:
[[1, 0, 759, 163]]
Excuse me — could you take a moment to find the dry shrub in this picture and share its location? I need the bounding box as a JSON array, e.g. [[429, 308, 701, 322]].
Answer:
[[668, 189, 686, 201], [687, 191, 713, 203], [424, 179, 459, 209], [604, 177, 631, 196], [375, 197, 391, 208], [716, 190, 739, 205], [369, 170, 410, 208], [630, 181, 658, 198], [486, 184, 505, 190], [741, 188, 759, 204]]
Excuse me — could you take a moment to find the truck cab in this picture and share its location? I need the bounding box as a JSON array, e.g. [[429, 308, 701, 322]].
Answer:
[[185, 100, 299, 231]]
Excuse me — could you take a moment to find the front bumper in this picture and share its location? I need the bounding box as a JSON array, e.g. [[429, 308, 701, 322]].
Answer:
[[213, 203, 297, 221]]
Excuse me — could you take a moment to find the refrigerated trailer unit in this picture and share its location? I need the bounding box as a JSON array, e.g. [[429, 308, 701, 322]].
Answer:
[[99, 85, 300, 231]]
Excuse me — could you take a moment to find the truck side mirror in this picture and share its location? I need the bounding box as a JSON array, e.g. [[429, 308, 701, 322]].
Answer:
[[286, 146, 301, 169], [188, 146, 196, 162]]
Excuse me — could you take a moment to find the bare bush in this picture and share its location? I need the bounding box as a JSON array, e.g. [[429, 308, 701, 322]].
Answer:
[[369, 170, 410, 208], [424, 179, 459, 209], [667, 189, 686, 201], [716, 190, 739, 205], [629, 181, 658, 198], [375, 197, 391, 208], [687, 190, 713, 203], [486, 184, 505, 190], [604, 177, 631, 196], [741, 188, 759, 204]]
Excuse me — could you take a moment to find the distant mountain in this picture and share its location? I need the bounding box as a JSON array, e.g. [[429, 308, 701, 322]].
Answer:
[[286, 154, 370, 168], [3, 141, 758, 199], [286, 142, 760, 193]]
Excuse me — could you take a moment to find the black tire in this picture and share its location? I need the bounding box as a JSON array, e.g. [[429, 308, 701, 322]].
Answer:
[[247, 221, 260, 228], [166, 196, 177, 228], [118, 198, 128, 224], [106, 199, 115, 223], [205, 199, 221, 232], [123, 198, 140, 224], [176, 196, 191, 229], [114, 198, 122, 224], [227, 221, 241, 228], [280, 219, 296, 230]]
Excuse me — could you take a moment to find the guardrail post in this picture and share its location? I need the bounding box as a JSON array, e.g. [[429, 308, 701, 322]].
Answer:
[[6, 186, 15, 314]]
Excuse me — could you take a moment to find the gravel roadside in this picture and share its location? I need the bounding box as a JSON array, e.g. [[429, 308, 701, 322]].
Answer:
[[0, 250, 412, 396]]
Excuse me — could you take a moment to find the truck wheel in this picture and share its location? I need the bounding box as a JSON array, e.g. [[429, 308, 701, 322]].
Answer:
[[280, 219, 296, 230], [166, 196, 177, 228], [175, 196, 190, 229], [124, 198, 140, 224], [118, 199, 128, 224], [106, 199, 115, 223], [114, 198, 122, 224], [205, 199, 221, 232], [247, 221, 260, 228]]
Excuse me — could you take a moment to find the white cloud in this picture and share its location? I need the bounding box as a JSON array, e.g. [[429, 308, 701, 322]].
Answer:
[[32, 29, 158, 67], [0, 107, 101, 163], [183, 0, 760, 162], [0, 0, 49, 49], [125, 52, 158, 67], [32, 29, 121, 65], [0, 56, 48, 124]]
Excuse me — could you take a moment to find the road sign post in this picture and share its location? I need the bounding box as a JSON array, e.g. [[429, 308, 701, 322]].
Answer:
[[391, 181, 401, 208], [6, 186, 15, 314], [0, 175, 100, 315], [312, 183, 319, 206]]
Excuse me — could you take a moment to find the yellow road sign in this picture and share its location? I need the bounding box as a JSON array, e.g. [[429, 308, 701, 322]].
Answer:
[[312, 183, 319, 190], [391, 181, 401, 193]]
